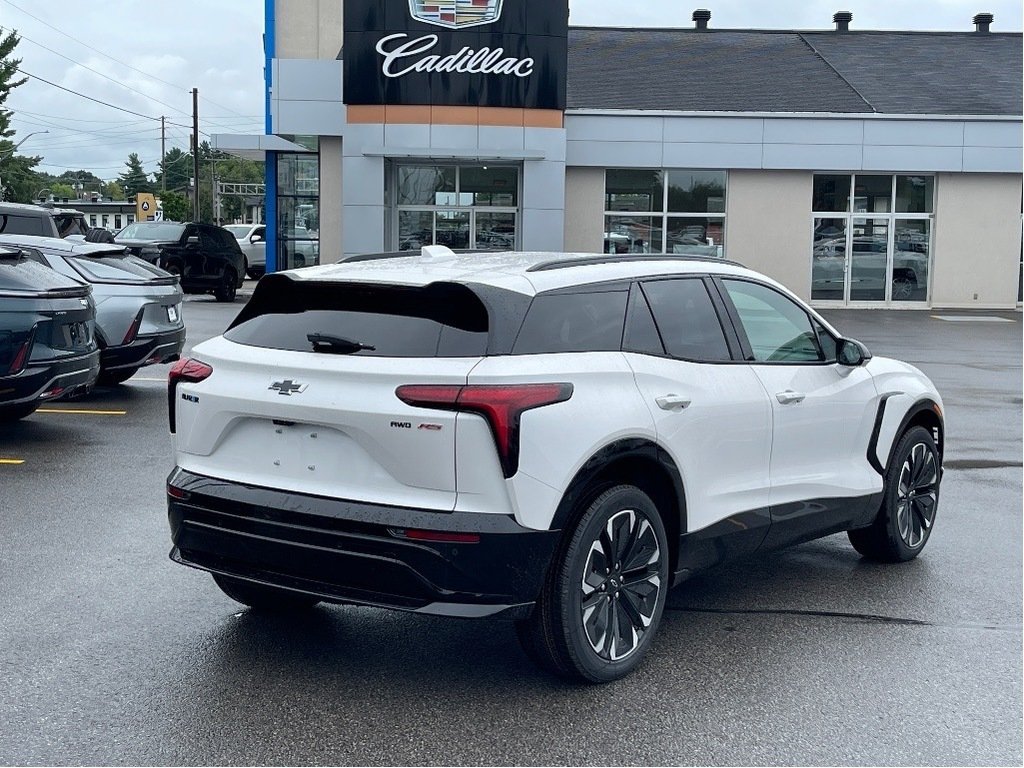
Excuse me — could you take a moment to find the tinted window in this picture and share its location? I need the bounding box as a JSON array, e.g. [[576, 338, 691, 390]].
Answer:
[[814, 319, 838, 363], [0, 214, 46, 236], [0, 253, 84, 293], [67, 252, 171, 283], [641, 279, 730, 362], [117, 222, 185, 241], [623, 285, 665, 356], [513, 291, 628, 355], [722, 280, 823, 363], [226, 281, 488, 358]]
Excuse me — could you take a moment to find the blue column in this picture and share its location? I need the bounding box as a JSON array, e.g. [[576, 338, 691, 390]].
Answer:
[[264, 0, 277, 274]]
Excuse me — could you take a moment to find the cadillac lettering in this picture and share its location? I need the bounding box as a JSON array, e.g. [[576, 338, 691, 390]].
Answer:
[[375, 33, 535, 78]]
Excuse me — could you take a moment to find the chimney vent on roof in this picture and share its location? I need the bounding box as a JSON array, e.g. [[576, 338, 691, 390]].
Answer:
[[833, 11, 853, 31], [692, 9, 711, 30], [973, 12, 994, 32]]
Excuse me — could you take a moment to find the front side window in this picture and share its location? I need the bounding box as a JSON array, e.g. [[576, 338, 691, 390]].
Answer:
[[641, 279, 731, 362], [722, 280, 823, 363], [604, 169, 726, 257]]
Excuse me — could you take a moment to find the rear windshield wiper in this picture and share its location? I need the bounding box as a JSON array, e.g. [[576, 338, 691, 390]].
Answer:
[[307, 332, 376, 354]]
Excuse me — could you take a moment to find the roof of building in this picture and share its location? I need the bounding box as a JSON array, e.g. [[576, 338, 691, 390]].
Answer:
[[567, 28, 1023, 116]]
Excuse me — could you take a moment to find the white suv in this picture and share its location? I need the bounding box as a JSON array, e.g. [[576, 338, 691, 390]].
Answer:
[[166, 247, 944, 682]]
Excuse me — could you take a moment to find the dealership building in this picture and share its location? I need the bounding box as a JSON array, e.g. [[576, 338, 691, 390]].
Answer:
[[214, 2, 1023, 309]]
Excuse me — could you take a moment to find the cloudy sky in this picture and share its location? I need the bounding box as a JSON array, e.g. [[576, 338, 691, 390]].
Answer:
[[4, 0, 1021, 182]]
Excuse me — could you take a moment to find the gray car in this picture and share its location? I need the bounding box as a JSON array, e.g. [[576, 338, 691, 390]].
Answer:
[[0, 235, 185, 385]]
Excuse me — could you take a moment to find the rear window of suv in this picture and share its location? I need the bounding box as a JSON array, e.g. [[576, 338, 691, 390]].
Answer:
[[225, 280, 489, 358], [513, 290, 628, 355]]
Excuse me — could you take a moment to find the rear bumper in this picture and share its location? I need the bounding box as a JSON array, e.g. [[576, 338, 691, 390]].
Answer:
[[0, 349, 100, 406], [166, 468, 561, 618], [102, 327, 185, 371]]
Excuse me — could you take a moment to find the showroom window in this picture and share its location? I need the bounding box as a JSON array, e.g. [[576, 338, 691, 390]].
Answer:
[[604, 169, 726, 257], [391, 164, 519, 252], [276, 147, 320, 271], [811, 174, 934, 305]]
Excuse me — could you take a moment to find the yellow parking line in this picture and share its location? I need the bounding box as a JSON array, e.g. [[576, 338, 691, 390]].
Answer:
[[0, 459, 25, 465], [36, 408, 127, 416]]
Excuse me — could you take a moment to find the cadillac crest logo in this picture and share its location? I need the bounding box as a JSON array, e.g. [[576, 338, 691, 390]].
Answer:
[[409, 0, 504, 29]]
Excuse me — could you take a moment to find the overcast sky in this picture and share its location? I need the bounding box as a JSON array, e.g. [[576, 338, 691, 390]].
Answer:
[[3, 0, 1021, 182]]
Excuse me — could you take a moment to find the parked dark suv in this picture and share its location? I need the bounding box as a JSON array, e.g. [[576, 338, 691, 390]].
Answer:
[[0, 202, 61, 238], [116, 222, 246, 302]]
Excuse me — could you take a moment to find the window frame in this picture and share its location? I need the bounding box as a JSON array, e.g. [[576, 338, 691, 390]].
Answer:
[[604, 169, 728, 257], [713, 276, 841, 367]]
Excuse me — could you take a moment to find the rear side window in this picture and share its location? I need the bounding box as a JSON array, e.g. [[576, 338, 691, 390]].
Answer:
[[0, 214, 47, 237], [225, 280, 489, 358], [641, 279, 731, 362], [513, 291, 628, 355], [68, 253, 170, 282]]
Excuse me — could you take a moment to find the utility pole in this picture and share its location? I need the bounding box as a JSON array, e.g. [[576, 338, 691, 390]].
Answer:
[[192, 88, 200, 222], [160, 116, 166, 193]]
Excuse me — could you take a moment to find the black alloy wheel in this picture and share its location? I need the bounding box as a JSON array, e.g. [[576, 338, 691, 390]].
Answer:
[[214, 269, 237, 303], [849, 425, 940, 562], [516, 485, 669, 682]]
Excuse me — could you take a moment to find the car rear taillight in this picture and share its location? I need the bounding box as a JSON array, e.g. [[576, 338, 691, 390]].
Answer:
[[168, 358, 213, 434], [396, 383, 573, 477], [122, 309, 145, 345], [7, 335, 33, 376]]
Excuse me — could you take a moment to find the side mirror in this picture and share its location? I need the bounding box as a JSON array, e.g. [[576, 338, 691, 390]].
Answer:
[[837, 338, 872, 367], [250, 234, 264, 244], [186, 235, 200, 246]]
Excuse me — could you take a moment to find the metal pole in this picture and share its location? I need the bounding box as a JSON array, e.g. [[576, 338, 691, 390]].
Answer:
[[192, 88, 200, 222], [161, 116, 166, 193]]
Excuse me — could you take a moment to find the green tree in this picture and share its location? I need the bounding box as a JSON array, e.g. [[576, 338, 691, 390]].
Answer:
[[103, 180, 126, 200], [159, 190, 191, 223], [48, 182, 76, 201], [156, 146, 191, 193], [118, 152, 153, 196], [0, 31, 41, 202]]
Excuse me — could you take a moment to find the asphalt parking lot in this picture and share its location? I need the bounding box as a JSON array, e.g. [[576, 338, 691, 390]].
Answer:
[[0, 288, 1020, 766]]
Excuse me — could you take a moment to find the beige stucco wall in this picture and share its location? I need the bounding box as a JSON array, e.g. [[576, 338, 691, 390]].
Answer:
[[318, 137, 343, 263], [932, 173, 1023, 309], [275, 0, 343, 59], [563, 167, 604, 253], [726, 170, 813, 299]]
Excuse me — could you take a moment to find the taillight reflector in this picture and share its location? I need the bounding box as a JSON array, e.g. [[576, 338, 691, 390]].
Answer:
[[168, 358, 214, 433], [392, 529, 481, 544], [122, 310, 144, 345], [396, 383, 573, 477], [8, 337, 31, 375]]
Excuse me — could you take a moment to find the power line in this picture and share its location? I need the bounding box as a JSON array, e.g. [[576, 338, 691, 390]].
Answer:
[[16, 67, 161, 121], [0, 0, 261, 122]]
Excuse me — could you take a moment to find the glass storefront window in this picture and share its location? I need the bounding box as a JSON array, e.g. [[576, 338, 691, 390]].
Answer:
[[813, 175, 851, 212], [604, 169, 727, 256], [393, 164, 519, 252], [893, 219, 930, 302], [895, 175, 934, 213], [849, 217, 890, 301], [276, 151, 319, 271], [666, 171, 726, 213], [853, 175, 892, 213], [812, 218, 848, 302], [397, 166, 456, 206], [606, 170, 663, 213]]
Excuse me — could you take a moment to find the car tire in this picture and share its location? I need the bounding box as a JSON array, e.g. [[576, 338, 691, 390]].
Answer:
[[516, 485, 670, 683], [0, 403, 39, 423], [212, 574, 321, 612], [163, 260, 183, 279], [97, 368, 138, 387], [849, 425, 940, 562], [214, 269, 237, 303]]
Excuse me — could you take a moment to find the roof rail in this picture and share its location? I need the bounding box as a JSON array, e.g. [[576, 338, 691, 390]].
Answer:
[[526, 254, 744, 273]]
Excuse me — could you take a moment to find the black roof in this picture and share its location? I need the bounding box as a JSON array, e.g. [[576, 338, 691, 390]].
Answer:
[[567, 28, 1023, 115]]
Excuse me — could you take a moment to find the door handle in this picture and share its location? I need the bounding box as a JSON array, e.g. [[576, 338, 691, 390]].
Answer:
[[656, 395, 692, 411], [776, 390, 806, 405]]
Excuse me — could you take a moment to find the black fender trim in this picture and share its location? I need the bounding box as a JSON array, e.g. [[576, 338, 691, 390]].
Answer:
[[868, 397, 944, 476], [549, 437, 686, 536]]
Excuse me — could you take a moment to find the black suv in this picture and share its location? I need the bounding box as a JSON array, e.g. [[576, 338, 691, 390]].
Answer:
[[0, 246, 100, 422], [116, 222, 246, 302], [0, 202, 61, 238]]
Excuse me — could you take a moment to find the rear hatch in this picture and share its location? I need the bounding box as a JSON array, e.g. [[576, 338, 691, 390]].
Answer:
[[173, 277, 492, 511], [0, 249, 95, 373], [65, 249, 183, 332]]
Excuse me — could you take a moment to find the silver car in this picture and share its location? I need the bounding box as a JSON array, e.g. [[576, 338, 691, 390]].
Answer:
[[0, 235, 185, 386]]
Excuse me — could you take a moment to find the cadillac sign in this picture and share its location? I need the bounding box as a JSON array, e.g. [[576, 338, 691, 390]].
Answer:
[[343, 0, 568, 110]]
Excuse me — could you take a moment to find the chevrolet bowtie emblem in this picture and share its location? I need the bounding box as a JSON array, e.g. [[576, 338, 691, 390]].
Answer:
[[269, 380, 308, 396]]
